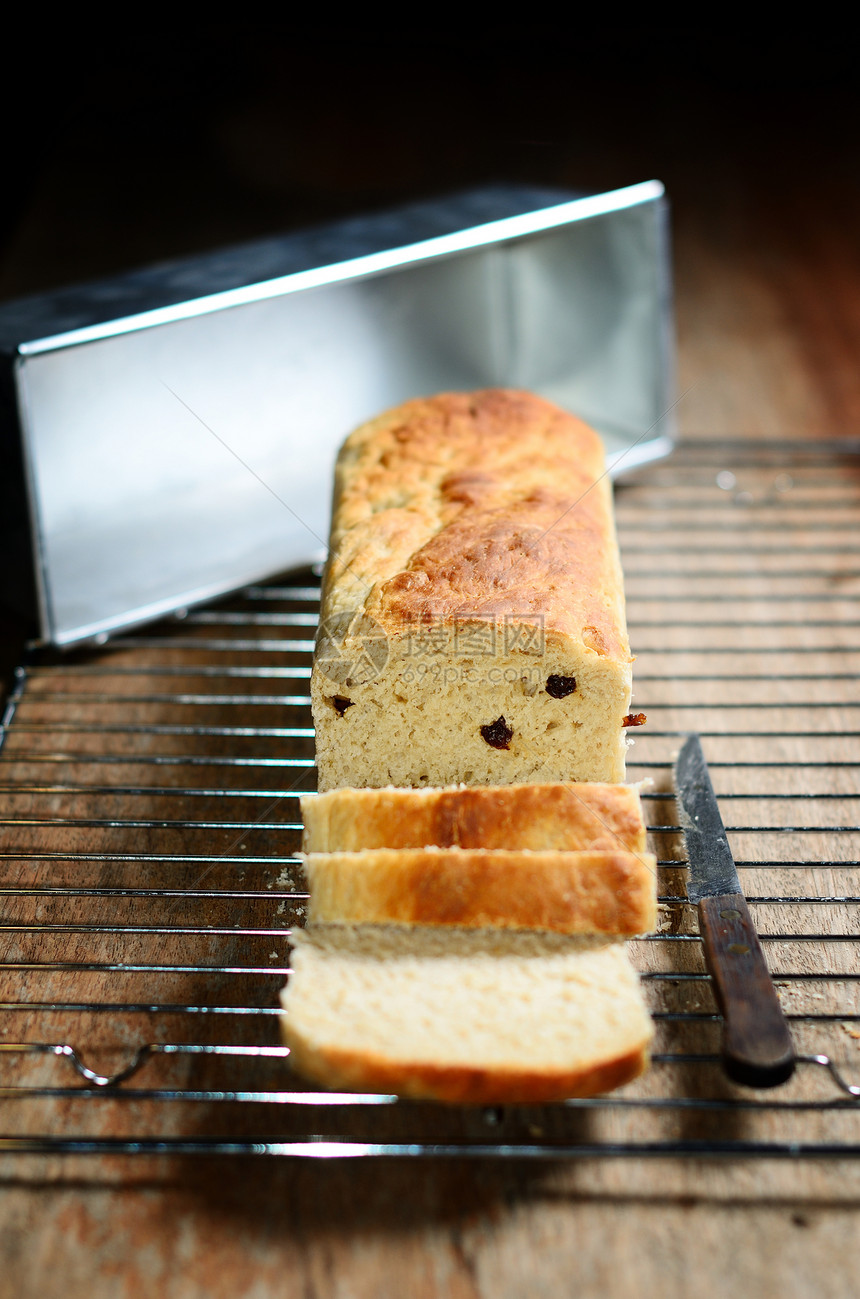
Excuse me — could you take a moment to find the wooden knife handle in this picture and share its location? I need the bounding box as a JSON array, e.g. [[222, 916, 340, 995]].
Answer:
[[697, 892, 795, 1088]]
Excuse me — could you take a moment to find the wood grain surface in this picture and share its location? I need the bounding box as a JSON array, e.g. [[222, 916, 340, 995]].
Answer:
[[1, 32, 860, 1299], [2, 439, 859, 1298]]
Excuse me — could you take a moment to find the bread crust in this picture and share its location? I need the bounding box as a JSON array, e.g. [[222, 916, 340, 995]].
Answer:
[[304, 848, 657, 936], [326, 389, 627, 658], [284, 1036, 649, 1105], [302, 782, 647, 854]]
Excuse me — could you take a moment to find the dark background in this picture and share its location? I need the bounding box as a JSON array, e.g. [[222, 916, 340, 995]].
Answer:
[[1, 30, 856, 301]]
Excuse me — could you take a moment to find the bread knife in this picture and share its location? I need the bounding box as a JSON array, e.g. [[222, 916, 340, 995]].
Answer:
[[674, 733, 795, 1088]]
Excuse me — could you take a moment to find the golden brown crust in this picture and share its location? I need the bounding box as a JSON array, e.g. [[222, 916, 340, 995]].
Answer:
[[305, 848, 657, 936], [302, 783, 647, 855], [322, 389, 630, 663], [284, 1033, 649, 1104]]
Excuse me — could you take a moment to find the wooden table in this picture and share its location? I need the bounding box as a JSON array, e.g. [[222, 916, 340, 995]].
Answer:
[[1, 36, 858, 1297]]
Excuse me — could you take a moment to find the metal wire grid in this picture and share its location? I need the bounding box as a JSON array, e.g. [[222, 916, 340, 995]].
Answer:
[[0, 437, 859, 1159]]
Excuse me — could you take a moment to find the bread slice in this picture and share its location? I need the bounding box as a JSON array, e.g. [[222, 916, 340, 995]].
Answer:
[[312, 389, 634, 792], [303, 847, 657, 936], [301, 782, 647, 854], [281, 925, 652, 1104]]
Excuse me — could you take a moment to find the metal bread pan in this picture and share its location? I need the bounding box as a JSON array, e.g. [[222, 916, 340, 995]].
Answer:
[[0, 181, 675, 645]]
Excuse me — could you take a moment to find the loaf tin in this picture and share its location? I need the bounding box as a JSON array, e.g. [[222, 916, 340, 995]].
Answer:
[[0, 181, 675, 646]]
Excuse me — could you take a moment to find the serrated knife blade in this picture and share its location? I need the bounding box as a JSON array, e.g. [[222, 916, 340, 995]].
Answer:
[[674, 734, 795, 1088]]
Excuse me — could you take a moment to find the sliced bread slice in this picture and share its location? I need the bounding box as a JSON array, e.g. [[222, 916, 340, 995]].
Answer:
[[304, 847, 657, 936], [301, 781, 647, 855], [281, 925, 652, 1104]]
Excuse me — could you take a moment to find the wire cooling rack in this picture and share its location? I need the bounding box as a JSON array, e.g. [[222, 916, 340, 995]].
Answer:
[[0, 437, 859, 1160]]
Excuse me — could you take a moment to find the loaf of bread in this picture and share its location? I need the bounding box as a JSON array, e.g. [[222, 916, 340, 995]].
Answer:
[[284, 390, 652, 1104], [281, 925, 652, 1104], [303, 846, 657, 935], [301, 782, 647, 854], [312, 389, 634, 792]]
